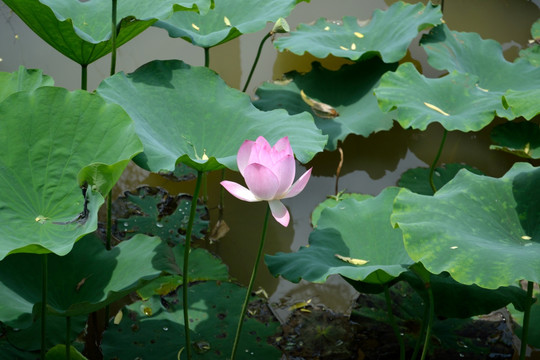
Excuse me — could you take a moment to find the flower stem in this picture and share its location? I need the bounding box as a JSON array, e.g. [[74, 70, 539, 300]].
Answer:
[[419, 282, 434, 360], [230, 205, 271, 360], [384, 285, 405, 360], [428, 129, 448, 194], [41, 254, 48, 359], [110, 0, 118, 76], [242, 32, 272, 93], [519, 281, 534, 360], [66, 316, 71, 360], [204, 47, 210, 68], [182, 170, 204, 360], [81, 64, 88, 91]]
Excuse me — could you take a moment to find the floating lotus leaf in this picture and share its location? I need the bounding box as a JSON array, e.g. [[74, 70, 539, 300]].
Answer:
[[97, 60, 326, 172], [0, 66, 53, 103], [266, 187, 414, 285], [0, 233, 172, 329], [3, 0, 210, 65], [374, 63, 502, 131], [154, 0, 299, 48], [254, 59, 397, 151], [102, 281, 281, 359], [398, 163, 483, 195], [391, 163, 540, 289], [503, 88, 540, 120], [274, 1, 442, 63], [518, 45, 540, 67], [421, 24, 540, 119], [0, 87, 142, 260], [490, 121, 540, 159], [113, 186, 209, 245]]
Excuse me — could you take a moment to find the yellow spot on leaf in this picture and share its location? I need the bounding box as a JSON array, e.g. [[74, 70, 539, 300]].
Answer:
[[351, 43, 356, 50], [424, 102, 450, 116], [113, 310, 123, 325], [335, 253, 369, 265], [522, 235, 532, 240], [324, 26, 330, 31], [142, 306, 153, 316], [339, 45, 349, 51], [475, 84, 489, 92], [192, 23, 200, 31], [35, 215, 48, 224], [354, 32, 364, 38], [224, 16, 231, 27], [450, 246, 458, 249]]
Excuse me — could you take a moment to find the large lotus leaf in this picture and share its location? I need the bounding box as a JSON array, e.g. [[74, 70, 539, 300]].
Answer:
[[400, 271, 528, 319], [266, 187, 414, 285], [3, 0, 210, 65], [0, 66, 54, 103], [0, 338, 37, 360], [0, 87, 142, 260], [311, 192, 372, 227], [102, 281, 281, 359], [274, 1, 441, 63], [46, 345, 87, 360], [154, 0, 298, 48], [518, 45, 540, 67], [374, 63, 502, 131], [503, 88, 540, 120], [391, 162, 540, 290], [254, 59, 397, 151], [97, 60, 326, 172], [421, 24, 540, 119], [490, 121, 540, 159], [398, 163, 483, 195], [113, 186, 209, 245], [0, 233, 172, 329]]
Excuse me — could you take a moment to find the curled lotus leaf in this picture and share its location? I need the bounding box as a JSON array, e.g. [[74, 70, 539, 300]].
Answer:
[[274, 1, 442, 63]]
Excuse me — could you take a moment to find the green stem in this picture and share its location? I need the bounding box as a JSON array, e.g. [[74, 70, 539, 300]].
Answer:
[[428, 129, 448, 194], [81, 64, 88, 91], [41, 254, 48, 359], [384, 286, 405, 360], [182, 171, 204, 360], [66, 316, 71, 360], [519, 281, 534, 360], [419, 282, 434, 360], [204, 47, 210, 68], [230, 205, 271, 360], [242, 32, 272, 93], [411, 301, 428, 360], [106, 193, 112, 250], [110, 0, 118, 76]]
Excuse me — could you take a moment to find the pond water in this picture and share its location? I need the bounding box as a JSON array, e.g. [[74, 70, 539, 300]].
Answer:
[[1, 0, 539, 322]]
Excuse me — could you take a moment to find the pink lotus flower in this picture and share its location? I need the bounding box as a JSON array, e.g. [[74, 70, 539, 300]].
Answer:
[[221, 136, 312, 227]]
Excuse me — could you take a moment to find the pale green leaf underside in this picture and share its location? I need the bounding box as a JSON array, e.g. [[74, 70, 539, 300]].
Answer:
[[274, 1, 442, 63], [0, 66, 54, 103]]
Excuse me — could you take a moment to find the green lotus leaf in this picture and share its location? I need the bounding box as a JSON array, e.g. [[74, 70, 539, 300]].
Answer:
[[113, 186, 209, 245], [0, 66, 54, 103], [102, 281, 281, 359], [398, 163, 483, 195], [6, 315, 87, 351], [311, 192, 371, 227], [400, 271, 528, 318], [391, 162, 540, 289], [266, 187, 414, 285], [374, 62, 502, 131], [0, 87, 142, 260], [46, 345, 88, 360], [518, 45, 540, 67], [0, 338, 38, 360], [490, 121, 540, 159], [503, 87, 540, 120], [421, 24, 540, 119], [154, 0, 298, 48], [97, 60, 326, 172], [0, 233, 172, 329], [3, 0, 210, 65], [274, 1, 442, 63], [254, 59, 397, 151]]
